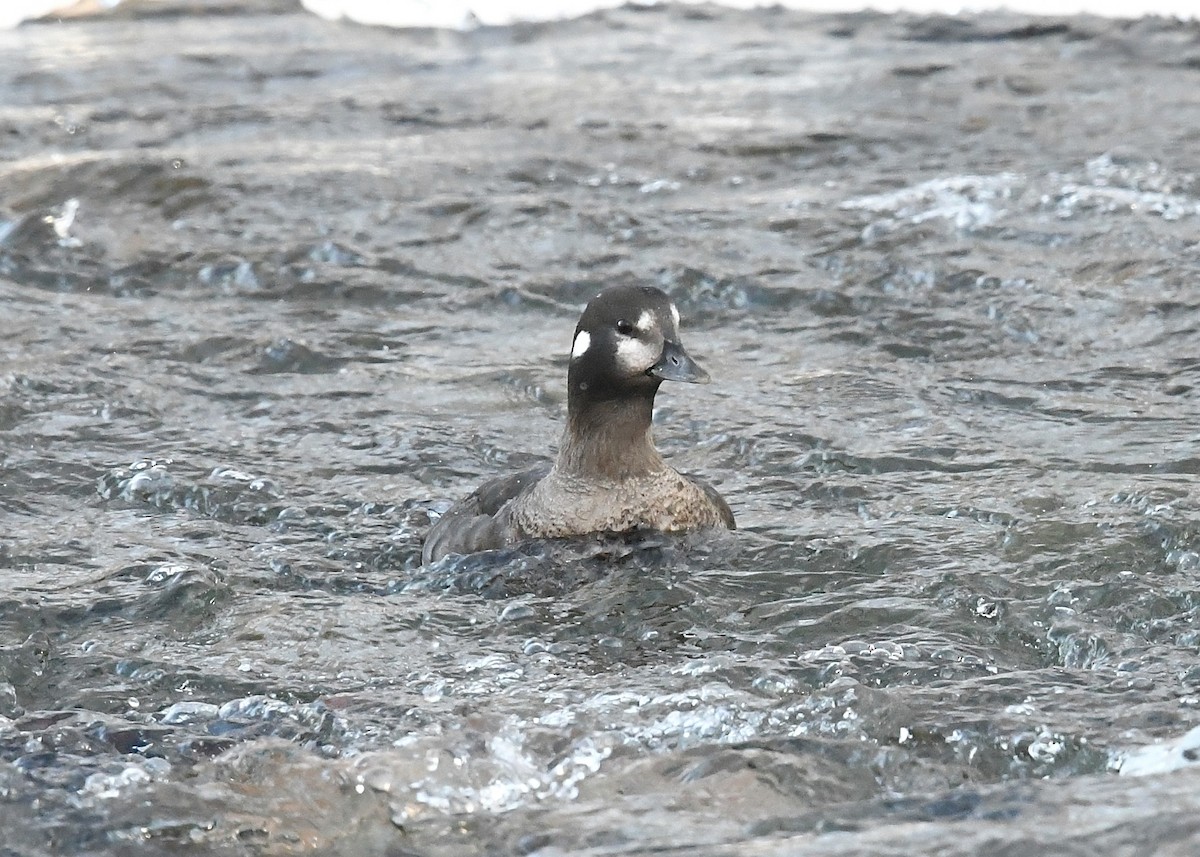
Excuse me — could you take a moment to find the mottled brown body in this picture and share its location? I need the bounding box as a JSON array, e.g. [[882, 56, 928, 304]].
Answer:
[[422, 285, 734, 564]]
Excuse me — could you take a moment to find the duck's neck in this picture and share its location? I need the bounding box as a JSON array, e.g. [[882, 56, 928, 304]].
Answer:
[[557, 389, 666, 481]]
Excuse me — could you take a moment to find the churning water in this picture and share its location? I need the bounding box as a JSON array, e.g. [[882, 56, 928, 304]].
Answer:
[[2, 3, 1200, 855]]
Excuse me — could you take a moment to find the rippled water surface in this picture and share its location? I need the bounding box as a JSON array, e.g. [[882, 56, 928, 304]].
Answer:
[[2, 3, 1200, 854]]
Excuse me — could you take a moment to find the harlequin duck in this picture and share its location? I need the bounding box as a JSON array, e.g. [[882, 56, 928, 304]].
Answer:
[[422, 285, 734, 564]]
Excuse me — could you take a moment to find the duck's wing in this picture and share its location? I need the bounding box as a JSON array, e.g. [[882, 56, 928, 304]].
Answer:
[[687, 473, 736, 530], [422, 463, 551, 564]]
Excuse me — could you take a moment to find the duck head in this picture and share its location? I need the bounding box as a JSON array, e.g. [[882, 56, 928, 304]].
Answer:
[[567, 285, 708, 410]]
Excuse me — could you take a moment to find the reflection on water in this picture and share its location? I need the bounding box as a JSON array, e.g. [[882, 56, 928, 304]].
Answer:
[[2, 3, 1200, 855]]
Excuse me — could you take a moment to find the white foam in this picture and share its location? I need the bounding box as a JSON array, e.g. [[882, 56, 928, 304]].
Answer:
[[841, 173, 1020, 232], [1117, 725, 1200, 777]]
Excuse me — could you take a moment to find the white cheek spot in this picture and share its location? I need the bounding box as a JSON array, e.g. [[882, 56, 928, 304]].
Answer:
[[636, 310, 654, 332], [615, 336, 659, 373], [571, 330, 591, 360], [670, 304, 680, 327]]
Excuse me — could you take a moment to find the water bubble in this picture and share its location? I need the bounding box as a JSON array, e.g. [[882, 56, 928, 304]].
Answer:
[[639, 179, 681, 194], [499, 602, 535, 623], [1028, 730, 1065, 763], [159, 701, 219, 725], [41, 198, 81, 247]]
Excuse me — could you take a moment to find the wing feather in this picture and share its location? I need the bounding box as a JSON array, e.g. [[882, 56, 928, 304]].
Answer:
[[422, 463, 551, 563]]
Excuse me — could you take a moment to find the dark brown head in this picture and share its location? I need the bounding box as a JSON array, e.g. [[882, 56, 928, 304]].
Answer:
[[566, 285, 708, 413]]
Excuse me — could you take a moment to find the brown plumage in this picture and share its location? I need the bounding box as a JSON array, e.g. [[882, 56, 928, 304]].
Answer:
[[422, 285, 734, 564]]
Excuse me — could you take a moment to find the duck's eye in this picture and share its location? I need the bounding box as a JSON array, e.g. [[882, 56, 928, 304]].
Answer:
[[615, 319, 634, 336]]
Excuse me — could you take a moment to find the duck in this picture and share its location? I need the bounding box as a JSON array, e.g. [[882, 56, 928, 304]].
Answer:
[[422, 284, 734, 564]]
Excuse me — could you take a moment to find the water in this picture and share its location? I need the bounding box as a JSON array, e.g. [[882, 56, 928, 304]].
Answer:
[[9, 0, 1198, 31], [296, 0, 1200, 30], [2, 3, 1200, 855]]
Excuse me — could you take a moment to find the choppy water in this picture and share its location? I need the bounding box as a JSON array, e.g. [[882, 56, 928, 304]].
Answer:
[[2, 4, 1200, 855]]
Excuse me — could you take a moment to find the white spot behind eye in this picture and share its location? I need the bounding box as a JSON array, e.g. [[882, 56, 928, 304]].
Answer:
[[670, 304, 680, 327], [636, 310, 654, 332], [571, 330, 591, 359]]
